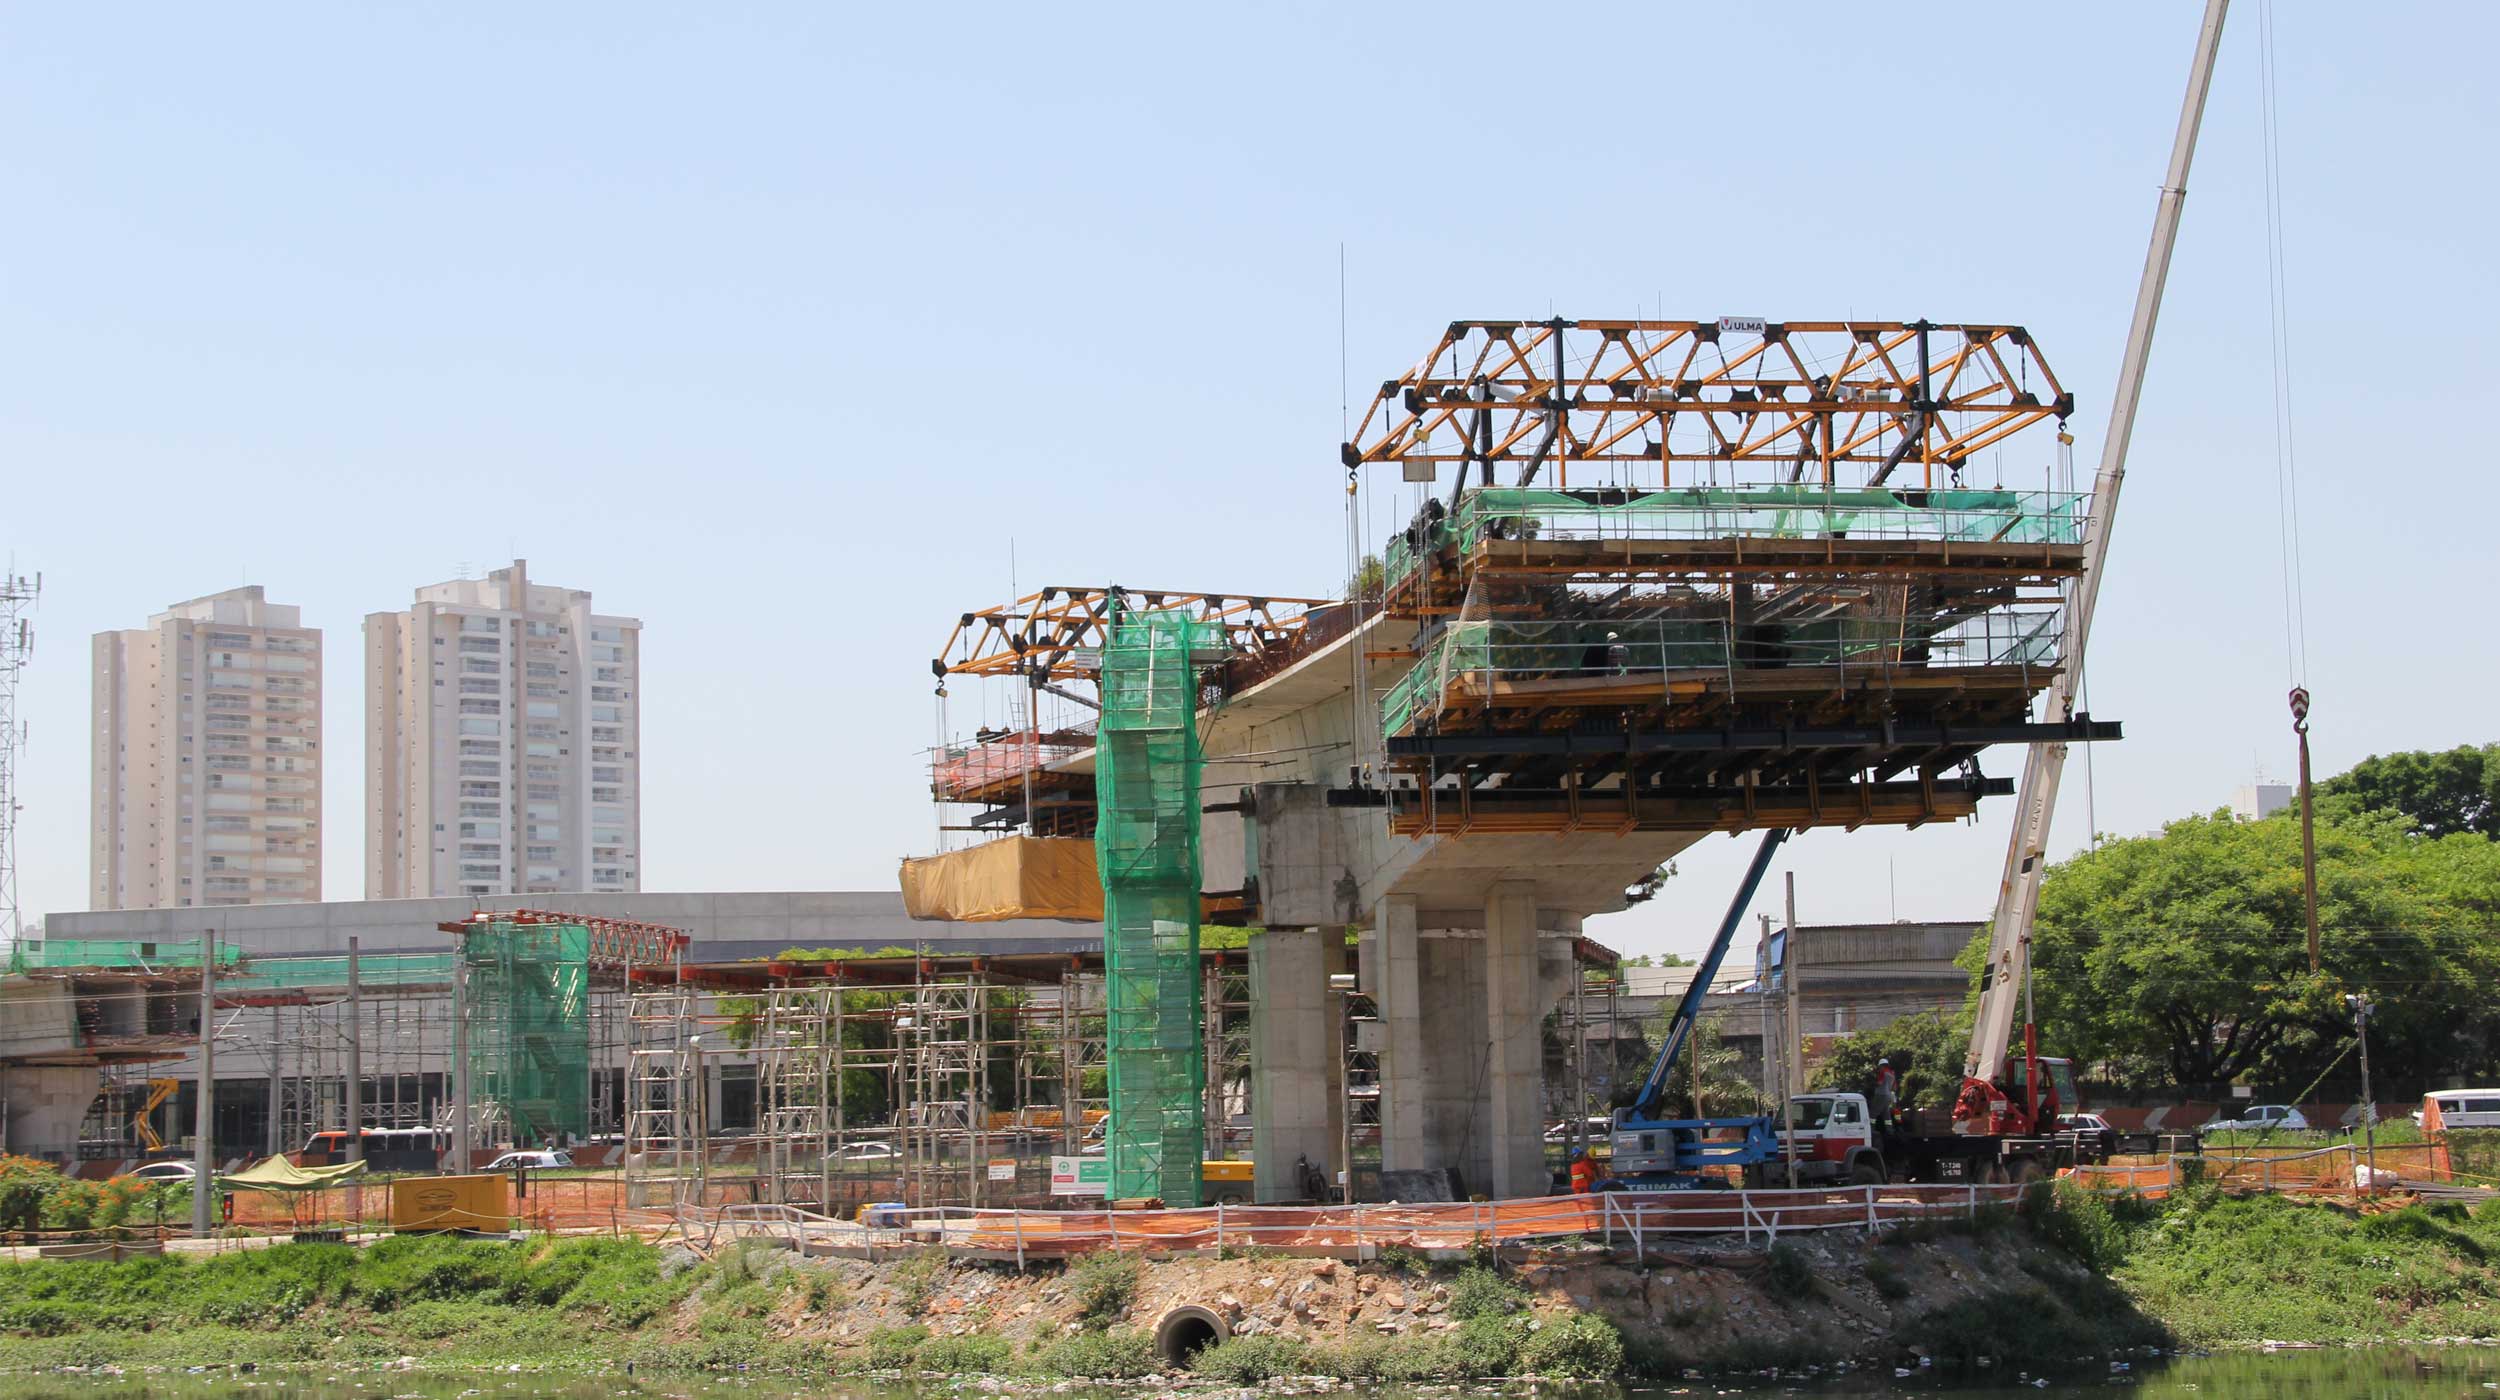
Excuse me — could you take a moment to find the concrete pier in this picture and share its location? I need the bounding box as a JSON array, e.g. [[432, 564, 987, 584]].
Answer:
[[1248, 927, 1341, 1202]]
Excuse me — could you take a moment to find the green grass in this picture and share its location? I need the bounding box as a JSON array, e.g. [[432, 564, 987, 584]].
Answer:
[[1189, 1334, 1313, 1383], [2023, 1178, 2500, 1349], [0, 1235, 705, 1374], [1066, 1248, 1140, 1326], [1022, 1326, 1158, 1378]]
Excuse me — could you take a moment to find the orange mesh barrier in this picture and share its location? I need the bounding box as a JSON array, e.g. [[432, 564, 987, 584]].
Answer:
[[945, 1186, 2023, 1257]]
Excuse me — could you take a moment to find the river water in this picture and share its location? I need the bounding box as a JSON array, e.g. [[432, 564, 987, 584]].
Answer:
[[3, 1349, 2498, 1400]]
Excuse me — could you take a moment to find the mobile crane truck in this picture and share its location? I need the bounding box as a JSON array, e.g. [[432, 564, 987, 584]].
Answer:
[[1603, 0, 2228, 1194], [1600, 828, 2102, 1191]]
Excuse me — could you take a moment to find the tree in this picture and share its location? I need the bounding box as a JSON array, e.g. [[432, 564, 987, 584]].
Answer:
[[1811, 1009, 1973, 1112], [2319, 743, 2500, 839], [1614, 1015, 1756, 1118], [2024, 806, 2500, 1094], [1346, 554, 1386, 602]]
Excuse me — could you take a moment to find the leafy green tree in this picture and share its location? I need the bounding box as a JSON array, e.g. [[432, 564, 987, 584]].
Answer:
[[1346, 554, 1386, 602], [2025, 807, 2500, 1093], [1613, 1015, 1756, 1118], [1811, 1008, 1971, 1111], [2319, 742, 2499, 839]]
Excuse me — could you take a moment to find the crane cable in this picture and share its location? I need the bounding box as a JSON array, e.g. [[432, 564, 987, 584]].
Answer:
[[2260, 0, 2312, 689]]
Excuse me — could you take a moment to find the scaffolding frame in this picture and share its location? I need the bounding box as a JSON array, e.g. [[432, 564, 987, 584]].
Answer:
[[624, 984, 704, 1209], [619, 948, 1255, 1215]]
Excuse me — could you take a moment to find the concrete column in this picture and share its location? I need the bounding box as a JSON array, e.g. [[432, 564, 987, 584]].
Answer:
[[0, 1067, 105, 1157], [1249, 928, 1334, 1202], [1482, 882, 1545, 1199], [1374, 895, 1427, 1172]]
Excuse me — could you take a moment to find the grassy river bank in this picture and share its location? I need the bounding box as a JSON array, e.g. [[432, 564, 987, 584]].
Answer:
[[1, 1184, 2496, 1383]]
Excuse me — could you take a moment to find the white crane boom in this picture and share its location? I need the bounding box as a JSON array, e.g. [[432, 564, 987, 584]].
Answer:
[[1968, 0, 2232, 1086]]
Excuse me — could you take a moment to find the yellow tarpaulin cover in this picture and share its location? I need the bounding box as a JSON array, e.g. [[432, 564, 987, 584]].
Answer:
[[900, 835, 1102, 922], [216, 1156, 369, 1193]]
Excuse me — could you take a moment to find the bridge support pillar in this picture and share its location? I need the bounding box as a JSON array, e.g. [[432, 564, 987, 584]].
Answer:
[[1483, 881, 1546, 1199], [1250, 927, 1341, 1202]]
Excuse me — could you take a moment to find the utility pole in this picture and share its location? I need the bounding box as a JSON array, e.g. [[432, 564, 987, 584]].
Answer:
[[450, 934, 471, 1174], [2346, 994, 2378, 1192], [1782, 873, 1802, 1187], [0, 570, 37, 961], [1756, 914, 1774, 1111], [191, 928, 216, 1237], [346, 936, 363, 1225], [2292, 687, 2321, 972], [265, 1031, 284, 1157]]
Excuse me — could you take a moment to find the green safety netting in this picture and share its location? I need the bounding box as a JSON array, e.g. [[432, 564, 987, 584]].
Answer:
[[1382, 609, 2061, 738], [216, 952, 457, 994], [8, 937, 243, 974], [462, 920, 590, 1148], [1094, 605, 1212, 1205], [1384, 484, 2088, 591]]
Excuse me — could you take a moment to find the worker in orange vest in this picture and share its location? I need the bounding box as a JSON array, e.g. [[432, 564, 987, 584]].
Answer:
[[1568, 1146, 1598, 1194]]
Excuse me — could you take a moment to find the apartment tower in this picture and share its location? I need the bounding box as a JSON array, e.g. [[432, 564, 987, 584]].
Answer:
[[365, 560, 641, 899], [91, 587, 323, 909]]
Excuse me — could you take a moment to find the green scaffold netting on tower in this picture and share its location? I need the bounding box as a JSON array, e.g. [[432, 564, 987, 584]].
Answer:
[[463, 918, 592, 1147], [1093, 604, 1213, 1204]]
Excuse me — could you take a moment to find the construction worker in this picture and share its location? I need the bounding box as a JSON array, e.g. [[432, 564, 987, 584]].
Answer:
[[1568, 1146, 1598, 1194], [1872, 1056, 1899, 1127]]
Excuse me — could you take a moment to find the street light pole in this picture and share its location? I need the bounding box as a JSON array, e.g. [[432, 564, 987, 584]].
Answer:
[[2346, 993, 2377, 1192]]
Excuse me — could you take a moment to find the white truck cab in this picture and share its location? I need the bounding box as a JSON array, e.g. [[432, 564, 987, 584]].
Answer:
[[1749, 1092, 1886, 1186]]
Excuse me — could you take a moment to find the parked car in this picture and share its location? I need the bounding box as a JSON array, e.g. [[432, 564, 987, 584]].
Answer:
[[119, 1160, 196, 1183], [481, 1150, 572, 1171], [2197, 1104, 2309, 1136], [2415, 1090, 2500, 1130], [825, 1141, 899, 1162], [2065, 1112, 2121, 1159]]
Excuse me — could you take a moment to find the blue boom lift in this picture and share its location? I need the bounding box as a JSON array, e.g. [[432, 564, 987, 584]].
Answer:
[[1602, 828, 1792, 1190]]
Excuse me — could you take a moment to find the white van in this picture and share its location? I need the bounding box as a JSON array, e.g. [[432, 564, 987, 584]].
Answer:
[[2415, 1090, 2500, 1130]]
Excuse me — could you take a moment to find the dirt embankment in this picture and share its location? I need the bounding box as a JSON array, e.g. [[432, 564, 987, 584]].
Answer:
[[748, 1226, 2155, 1374]]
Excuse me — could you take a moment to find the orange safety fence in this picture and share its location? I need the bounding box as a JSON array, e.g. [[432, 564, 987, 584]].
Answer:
[[2068, 1142, 2452, 1197], [221, 1176, 671, 1234], [923, 1184, 2028, 1257]]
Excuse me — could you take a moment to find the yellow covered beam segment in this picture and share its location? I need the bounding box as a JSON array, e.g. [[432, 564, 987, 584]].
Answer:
[[900, 835, 1104, 923]]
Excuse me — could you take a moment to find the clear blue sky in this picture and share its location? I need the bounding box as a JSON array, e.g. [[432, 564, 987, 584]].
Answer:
[[5, 4, 2493, 959]]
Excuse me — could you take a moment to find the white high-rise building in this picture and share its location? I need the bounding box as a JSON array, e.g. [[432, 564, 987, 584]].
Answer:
[[365, 560, 641, 900], [91, 587, 323, 910]]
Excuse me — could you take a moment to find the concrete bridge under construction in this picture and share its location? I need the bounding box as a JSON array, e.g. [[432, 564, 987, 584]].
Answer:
[[911, 316, 2120, 1205]]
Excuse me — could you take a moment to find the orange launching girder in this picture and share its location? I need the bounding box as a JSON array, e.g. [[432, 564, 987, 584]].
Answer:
[[932, 586, 1330, 686], [1344, 319, 2069, 486]]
